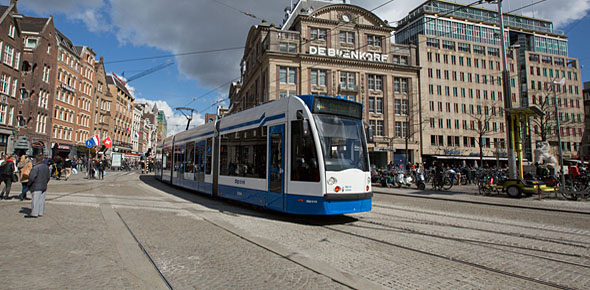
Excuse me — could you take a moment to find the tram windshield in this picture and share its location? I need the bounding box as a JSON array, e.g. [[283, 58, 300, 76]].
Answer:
[[313, 114, 369, 172]]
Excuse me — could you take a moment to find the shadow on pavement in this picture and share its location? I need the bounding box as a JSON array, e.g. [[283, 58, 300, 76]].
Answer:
[[19, 207, 31, 215], [138, 175, 357, 226]]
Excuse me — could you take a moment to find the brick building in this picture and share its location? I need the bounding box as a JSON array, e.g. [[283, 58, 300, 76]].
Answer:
[[16, 14, 56, 156], [93, 56, 113, 145], [0, 0, 22, 155], [106, 73, 133, 153]]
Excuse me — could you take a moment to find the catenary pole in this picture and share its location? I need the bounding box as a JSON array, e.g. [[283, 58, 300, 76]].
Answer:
[[487, 0, 517, 178]]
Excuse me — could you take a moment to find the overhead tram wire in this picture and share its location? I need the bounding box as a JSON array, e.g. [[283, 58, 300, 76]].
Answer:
[[210, 0, 259, 19], [181, 0, 530, 115], [182, 77, 240, 108], [198, 0, 538, 114], [104, 46, 244, 64], [263, 0, 484, 100]]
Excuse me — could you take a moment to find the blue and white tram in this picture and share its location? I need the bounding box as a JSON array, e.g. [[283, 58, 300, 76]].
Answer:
[[156, 95, 372, 215]]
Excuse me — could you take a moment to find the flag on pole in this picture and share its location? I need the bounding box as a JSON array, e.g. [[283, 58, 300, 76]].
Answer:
[[103, 137, 112, 148], [92, 135, 99, 146], [134, 132, 140, 138], [85, 135, 100, 148]]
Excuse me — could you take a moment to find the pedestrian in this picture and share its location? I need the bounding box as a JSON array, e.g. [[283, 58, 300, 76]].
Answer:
[[25, 155, 51, 218], [54, 156, 63, 180], [0, 154, 16, 200], [98, 159, 105, 180], [17, 155, 33, 201], [64, 157, 72, 181]]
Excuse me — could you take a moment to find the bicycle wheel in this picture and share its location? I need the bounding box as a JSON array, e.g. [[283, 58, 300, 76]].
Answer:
[[442, 177, 453, 190], [560, 188, 578, 201]]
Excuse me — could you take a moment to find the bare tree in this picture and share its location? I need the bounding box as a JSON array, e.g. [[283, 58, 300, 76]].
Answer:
[[467, 109, 500, 166], [529, 80, 576, 143]]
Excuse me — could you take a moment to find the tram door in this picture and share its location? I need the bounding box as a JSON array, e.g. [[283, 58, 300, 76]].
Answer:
[[195, 141, 206, 192], [267, 124, 285, 211]]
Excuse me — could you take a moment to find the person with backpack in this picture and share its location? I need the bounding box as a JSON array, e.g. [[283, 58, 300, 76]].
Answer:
[[18, 155, 33, 201], [98, 159, 105, 180], [0, 154, 16, 200]]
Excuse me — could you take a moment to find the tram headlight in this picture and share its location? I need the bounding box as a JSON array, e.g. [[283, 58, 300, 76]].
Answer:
[[328, 177, 337, 185]]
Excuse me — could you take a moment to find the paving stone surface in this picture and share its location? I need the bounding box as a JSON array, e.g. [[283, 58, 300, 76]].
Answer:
[[2, 171, 589, 289]]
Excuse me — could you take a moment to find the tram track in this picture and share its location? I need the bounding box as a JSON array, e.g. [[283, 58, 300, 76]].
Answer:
[[354, 218, 590, 268], [374, 199, 590, 239], [367, 209, 590, 248], [373, 189, 590, 215], [320, 224, 578, 290]]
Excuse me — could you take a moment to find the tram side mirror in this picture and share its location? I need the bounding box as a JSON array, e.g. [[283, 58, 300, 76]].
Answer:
[[302, 119, 310, 137], [296, 110, 310, 137], [366, 127, 374, 143]]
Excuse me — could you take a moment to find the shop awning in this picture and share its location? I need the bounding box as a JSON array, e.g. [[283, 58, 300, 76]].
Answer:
[[432, 155, 527, 161]]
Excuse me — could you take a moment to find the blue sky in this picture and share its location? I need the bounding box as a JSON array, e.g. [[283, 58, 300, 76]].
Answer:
[[14, 0, 590, 136]]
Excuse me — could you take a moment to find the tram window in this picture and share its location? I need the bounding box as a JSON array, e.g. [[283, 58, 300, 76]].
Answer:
[[163, 146, 172, 169], [185, 142, 195, 174], [291, 120, 320, 182], [206, 138, 212, 174], [174, 145, 185, 174], [220, 127, 267, 178]]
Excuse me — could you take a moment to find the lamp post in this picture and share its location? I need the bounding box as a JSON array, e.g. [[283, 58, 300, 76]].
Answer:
[[485, 0, 517, 179], [552, 78, 566, 187]]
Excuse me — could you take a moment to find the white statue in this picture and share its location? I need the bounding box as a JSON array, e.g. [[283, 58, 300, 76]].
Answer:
[[533, 141, 557, 168]]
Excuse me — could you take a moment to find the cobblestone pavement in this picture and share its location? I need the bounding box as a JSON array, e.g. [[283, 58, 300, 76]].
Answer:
[[2, 171, 589, 289]]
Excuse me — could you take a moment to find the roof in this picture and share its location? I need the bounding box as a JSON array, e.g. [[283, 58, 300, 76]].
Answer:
[[20, 16, 48, 33], [0, 6, 8, 16], [74, 45, 83, 56], [281, 0, 334, 30], [56, 29, 78, 56], [106, 74, 133, 99]]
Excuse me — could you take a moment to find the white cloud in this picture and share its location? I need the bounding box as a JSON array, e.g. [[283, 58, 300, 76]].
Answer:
[[19, 0, 590, 88], [135, 98, 205, 137], [19, 0, 111, 32]]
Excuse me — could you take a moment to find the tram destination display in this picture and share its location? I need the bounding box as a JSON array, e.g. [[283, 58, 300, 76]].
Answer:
[[313, 97, 362, 119]]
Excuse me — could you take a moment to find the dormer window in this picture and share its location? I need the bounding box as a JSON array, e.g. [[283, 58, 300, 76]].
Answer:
[[8, 24, 15, 39], [25, 38, 38, 49]]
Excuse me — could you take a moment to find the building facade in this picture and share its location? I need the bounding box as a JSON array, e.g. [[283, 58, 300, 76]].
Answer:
[[93, 56, 113, 144], [131, 103, 141, 152], [0, 1, 22, 155], [73, 45, 96, 157], [229, 1, 421, 167], [395, 0, 584, 165], [52, 30, 80, 157], [583, 82, 590, 160], [106, 74, 133, 153], [16, 14, 56, 157], [157, 110, 167, 142]]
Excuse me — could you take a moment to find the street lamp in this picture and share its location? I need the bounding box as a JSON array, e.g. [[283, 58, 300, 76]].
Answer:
[[552, 77, 566, 187], [486, 0, 517, 179]]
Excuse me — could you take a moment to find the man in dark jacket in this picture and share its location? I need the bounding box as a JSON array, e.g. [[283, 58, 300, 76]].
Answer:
[[26, 155, 50, 218], [0, 154, 16, 200]]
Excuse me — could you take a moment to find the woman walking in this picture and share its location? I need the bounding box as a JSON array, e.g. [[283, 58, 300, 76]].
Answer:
[[18, 155, 32, 200]]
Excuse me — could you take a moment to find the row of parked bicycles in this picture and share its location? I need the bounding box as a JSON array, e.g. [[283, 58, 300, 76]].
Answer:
[[372, 168, 467, 191], [373, 166, 590, 200]]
